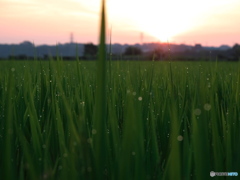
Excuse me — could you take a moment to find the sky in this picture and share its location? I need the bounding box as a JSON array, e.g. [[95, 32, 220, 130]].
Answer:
[[1, 0, 240, 46]]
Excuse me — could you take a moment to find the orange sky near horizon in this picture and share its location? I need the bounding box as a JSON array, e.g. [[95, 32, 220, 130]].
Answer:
[[0, 0, 240, 47]]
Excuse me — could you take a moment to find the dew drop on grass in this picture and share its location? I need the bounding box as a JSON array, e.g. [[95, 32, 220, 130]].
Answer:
[[92, 129, 97, 135], [194, 109, 201, 116], [138, 97, 142, 101], [132, 92, 136, 96], [204, 103, 211, 111], [11, 68, 15, 72]]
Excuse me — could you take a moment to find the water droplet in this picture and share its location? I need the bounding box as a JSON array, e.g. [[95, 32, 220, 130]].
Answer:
[[204, 103, 211, 111], [208, 83, 211, 88], [92, 129, 97, 135], [194, 109, 201, 116], [11, 68, 15, 72], [138, 97, 142, 101], [177, 135, 183, 141]]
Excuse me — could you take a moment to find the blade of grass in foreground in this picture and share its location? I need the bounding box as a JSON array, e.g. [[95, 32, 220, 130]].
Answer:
[[92, 0, 108, 178], [3, 70, 15, 180]]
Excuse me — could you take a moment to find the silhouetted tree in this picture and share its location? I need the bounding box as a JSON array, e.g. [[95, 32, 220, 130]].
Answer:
[[124, 46, 142, 55], [148, 48, 164, 60], [232, 44, 240, 60], [232, 44, 240, 54], [84, 43, 98, 56]]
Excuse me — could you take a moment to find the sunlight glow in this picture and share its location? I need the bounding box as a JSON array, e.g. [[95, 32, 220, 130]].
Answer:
[[0, 0, 240, 45], [108, 0, 239, 42]]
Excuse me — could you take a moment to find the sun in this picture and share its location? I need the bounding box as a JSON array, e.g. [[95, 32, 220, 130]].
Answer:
[[108, 0, 216, 43], [131, 0, 236, 43], [132, 0, 197, 43], [108, 0, 233, 43], [139, 20, 181, 42]]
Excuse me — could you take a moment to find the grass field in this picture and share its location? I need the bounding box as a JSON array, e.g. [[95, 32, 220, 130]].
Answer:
[[0, 59, 239, 179]]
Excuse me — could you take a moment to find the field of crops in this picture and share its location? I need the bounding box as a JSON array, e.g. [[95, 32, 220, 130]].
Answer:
[[0, 0, 240, 179], [0, 59, 239, 179]]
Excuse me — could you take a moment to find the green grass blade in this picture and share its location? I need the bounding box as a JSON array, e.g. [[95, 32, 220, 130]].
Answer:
[[92, 0, 108, 178]]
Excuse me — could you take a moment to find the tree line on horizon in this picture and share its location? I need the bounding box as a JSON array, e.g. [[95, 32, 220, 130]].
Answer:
[[0, 41, 240, 61]]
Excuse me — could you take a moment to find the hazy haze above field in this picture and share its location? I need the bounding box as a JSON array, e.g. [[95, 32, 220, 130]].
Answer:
[[1, 0, 240, 46]]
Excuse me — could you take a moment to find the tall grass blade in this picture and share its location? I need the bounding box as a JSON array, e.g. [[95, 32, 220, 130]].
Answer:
[[93, 0, 108, 178]]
